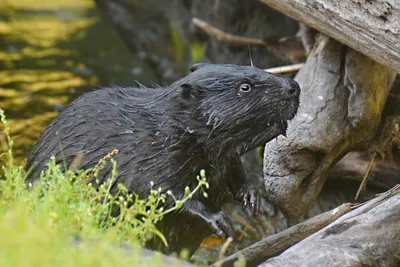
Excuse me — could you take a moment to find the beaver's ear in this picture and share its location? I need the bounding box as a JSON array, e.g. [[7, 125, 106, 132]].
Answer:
[[190, 63, 209, 72], [180, 83, 202, 99]]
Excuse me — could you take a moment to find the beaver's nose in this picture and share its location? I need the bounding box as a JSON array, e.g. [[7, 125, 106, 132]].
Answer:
[[285, 79, 300, 98]]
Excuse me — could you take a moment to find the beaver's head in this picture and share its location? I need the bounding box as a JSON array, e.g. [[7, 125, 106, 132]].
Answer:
[[173, 63, 300, 154]]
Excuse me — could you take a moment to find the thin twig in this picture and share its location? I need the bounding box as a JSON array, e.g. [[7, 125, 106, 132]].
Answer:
[[192, 17, 265, 46], [376, 184, 400, 196], [231, 213, 253, 240], [264, 63, 305, 74], [216, 237, 234, 266], [355, 151, 376, 201], [192, 17, 305, 73]]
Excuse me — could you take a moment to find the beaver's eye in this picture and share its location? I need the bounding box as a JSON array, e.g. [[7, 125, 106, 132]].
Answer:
[[239, 83, 252, 92]]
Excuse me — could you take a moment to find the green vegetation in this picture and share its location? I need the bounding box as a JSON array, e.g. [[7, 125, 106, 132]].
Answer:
[[190, 42, 206, 63], [0, 109, 208, 267], [169, 22, 186, 72]]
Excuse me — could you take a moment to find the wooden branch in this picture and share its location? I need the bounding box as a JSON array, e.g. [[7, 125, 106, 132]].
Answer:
[[259, 0, 400, 72], [263, 35, 397, 217], [192, 18, 266, 46], [192, 18, 306, 62], [264, 63, 304, 74], [354, 151, 376, 201], [212, 203, 352, 267], [296, 23, 314, 54], [261, 187, 400, 267]]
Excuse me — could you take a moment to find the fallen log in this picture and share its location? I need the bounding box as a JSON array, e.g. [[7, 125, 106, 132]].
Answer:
[[263, 35, 397, 217], [212, 203, 352, 267], [259, 0, 400, 72], [261, 186, 400, 267]]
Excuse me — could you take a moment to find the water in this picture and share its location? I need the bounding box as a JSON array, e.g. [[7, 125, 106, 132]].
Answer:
[[0, 0, 159, 164]]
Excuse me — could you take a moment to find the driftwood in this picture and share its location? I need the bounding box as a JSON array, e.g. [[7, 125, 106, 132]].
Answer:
[[260, 0, 400, 72], [212, 203, 352, 267], [263, 35, 397, 217], [264, 63, 304, 74], [192, 18, 266, 46], [261, 187, 400, 267]]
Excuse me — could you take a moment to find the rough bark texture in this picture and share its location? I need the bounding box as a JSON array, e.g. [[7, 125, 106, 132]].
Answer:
[[263, 35, 397, 217], [261, 188, 400, 267], [211, 204, 352, 267], [260, 0, 400, 72]]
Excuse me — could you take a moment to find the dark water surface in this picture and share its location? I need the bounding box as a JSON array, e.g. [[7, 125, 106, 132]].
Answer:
[[0, 0, 159, 164]]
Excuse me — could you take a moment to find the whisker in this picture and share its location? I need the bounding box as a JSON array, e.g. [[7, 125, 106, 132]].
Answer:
[[248, 45, 254, 67]]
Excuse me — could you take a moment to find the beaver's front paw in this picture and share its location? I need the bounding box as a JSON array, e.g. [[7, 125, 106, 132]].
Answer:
[[238, 186, 260, 216], [204, 211, 235, 240]]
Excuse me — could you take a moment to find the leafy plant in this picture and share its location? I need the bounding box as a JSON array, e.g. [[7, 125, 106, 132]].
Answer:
[[0, 108, 208, 266]]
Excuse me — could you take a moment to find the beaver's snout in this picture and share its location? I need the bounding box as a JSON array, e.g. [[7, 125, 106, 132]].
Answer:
[[278, 77, 300, 123], [284, 79, 301, 99]]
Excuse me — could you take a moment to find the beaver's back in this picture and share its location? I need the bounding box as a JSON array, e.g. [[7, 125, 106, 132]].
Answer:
[[26, 86, 180, 196]]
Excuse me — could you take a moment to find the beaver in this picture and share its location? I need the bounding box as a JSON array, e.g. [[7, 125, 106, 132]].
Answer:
[[26, 63, 300, 257]]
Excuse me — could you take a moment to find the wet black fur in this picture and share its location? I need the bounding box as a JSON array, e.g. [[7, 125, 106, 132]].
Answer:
[[26, 63, 300, 256]]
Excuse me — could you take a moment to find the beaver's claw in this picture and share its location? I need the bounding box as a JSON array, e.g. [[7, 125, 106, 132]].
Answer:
[[239, 186, 260, 216]]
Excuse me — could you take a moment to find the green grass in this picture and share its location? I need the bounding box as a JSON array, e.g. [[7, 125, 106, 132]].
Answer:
[[0, 108, 208, 267]]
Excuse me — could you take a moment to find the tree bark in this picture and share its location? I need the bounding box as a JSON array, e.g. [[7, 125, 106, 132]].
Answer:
[[212, 203, 352, 267], [263, 35, 397, 217], [261, 187, 400, 267], [260, 0, 400, 72]]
